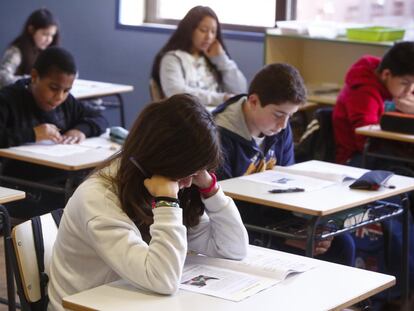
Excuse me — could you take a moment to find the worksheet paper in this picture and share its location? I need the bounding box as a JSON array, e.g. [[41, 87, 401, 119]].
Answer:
[[180, 246, 315, 301], [9, 136, 118, 157]]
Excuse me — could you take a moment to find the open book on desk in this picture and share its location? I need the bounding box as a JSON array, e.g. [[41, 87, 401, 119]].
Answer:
[[240, 165, 361, 192], [180, 246, 315, 302], [9, 135, 119, 157]]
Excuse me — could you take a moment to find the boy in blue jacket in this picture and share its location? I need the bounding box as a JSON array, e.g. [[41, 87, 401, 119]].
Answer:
[[213, 63, 355, 266], [214, 63, 300, 178]]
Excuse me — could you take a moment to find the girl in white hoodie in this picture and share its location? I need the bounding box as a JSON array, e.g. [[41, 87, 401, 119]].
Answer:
[[48, 94, 249, 311]]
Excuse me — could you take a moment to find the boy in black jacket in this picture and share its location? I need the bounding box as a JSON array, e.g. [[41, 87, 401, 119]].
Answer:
[[0, 47, 108, 218], [0, 46, 107, 147]]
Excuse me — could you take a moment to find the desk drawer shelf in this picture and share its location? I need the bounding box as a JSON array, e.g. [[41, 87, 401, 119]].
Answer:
[[246, 201, 403, 241]]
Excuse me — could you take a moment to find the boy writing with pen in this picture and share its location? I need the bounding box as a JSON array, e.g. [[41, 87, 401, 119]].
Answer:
[[0, 46, 108, 218], [213, 63, 355, 266], [0, 46, 107, 147]]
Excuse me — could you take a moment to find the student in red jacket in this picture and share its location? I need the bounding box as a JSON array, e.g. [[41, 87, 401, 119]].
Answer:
[[333, 41, 414, 165]]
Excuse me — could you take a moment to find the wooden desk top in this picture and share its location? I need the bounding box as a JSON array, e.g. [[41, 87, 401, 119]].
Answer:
[[356, 124, 414, 144], [219, 160, 414, 216], [0, 187, 25, 204], [62, 246, 395, 311], [306, 84, 339, 105], [71, 79, 134, 100], [0, 136, 120, 171]]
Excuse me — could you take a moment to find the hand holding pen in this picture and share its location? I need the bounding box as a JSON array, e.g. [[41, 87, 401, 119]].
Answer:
[[34, 123, 62, 143]]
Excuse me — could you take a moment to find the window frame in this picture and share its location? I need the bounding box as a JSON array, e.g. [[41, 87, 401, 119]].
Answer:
[[117, 0, 296, 33]]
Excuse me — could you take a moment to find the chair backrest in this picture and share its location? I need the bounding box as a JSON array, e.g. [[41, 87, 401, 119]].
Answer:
[[314, 107, 335, 162], [149, 78, 165, 102], [294, 107, 335, 163], [11, 209, 62, 310]]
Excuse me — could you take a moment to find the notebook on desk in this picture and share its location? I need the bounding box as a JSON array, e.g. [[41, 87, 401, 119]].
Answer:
[[240, 165, 359, 192]]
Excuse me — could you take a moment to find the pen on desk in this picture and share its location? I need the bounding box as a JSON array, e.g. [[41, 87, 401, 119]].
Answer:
[[268, 187, 305, 194]]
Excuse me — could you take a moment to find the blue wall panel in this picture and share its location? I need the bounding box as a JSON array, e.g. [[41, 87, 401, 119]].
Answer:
[[0, 0, 264, 128]]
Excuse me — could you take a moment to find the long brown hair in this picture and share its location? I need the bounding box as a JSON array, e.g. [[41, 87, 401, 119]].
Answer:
[[151, 6, 229, 87], [11, 8, 60, 75], [98, 94, 221, 236]]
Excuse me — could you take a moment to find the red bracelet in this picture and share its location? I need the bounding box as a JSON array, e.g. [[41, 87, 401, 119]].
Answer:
[[198, 172, 217, 194]]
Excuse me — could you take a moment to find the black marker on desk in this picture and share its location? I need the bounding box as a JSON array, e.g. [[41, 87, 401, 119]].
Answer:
[[268, 187, 305, 194]]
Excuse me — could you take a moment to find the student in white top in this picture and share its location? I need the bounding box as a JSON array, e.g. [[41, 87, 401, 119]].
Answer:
[[151, 6, 247, 106], [0, 8, 59, 88], [48, 94, 249, 311]]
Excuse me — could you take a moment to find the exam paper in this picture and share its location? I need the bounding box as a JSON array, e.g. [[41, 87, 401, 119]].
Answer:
[[9, 136, 118, 157], [10, 144, 90, 157], [240, 170, 335, 191]]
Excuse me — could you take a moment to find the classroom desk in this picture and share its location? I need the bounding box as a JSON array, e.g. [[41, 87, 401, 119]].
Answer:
[[71, 79, 134, 128], [218, 160, 414, 300], [62, 246, 395, 311], [0, 135, 120, 201], [356, 124, 414, 167], [0, 187, 25, 311], [306, 84, 339, 105]]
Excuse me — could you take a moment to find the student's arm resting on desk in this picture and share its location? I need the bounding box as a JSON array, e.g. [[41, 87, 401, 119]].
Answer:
[[187, 187, 248, 260], [0, 46, 22, 89], [64, 94, 108, 137], [86, 207, 187, 294], [208, 53, 247, 95], [160, 53, 227, 107]]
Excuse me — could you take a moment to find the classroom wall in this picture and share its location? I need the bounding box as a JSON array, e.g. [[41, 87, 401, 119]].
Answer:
[[0, 0, 264, 128]]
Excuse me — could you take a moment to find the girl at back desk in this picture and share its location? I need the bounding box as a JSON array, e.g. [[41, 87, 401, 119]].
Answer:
[[0, 8, 59, 88], [48, 94, 249, 311], [151, 6, 247, 106]]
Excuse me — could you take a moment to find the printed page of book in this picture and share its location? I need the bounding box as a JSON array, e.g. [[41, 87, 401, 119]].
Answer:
[[180, 263, 276, 302], [274, 166, 350, 182], [290, 160, 363, 180], [239, 170, 335, 191], [180, 246, 316, 301]]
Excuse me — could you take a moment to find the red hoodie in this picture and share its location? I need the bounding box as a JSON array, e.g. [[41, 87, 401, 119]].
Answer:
[[333, 55, 392, 164]]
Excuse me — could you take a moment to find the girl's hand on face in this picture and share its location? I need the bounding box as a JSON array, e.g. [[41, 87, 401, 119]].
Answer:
[[144, 175, 179, 199], [192, 170, 212, 189], [205, 40, 224, 58], [193, 170, 219, 198]]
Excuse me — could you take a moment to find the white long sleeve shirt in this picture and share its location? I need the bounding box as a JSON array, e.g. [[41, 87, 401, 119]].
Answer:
[[48, 169, 248, 311], [160, 50, 247, 106], [0, 46, 22, 89]]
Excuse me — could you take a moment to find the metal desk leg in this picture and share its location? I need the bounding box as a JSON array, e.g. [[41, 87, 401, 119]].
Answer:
[[361, 138, 371, 168], [401, 194, 410, 303], [0, 205, 16, 311], [115, 94, 126, 128], [305, 216, 320, 257]]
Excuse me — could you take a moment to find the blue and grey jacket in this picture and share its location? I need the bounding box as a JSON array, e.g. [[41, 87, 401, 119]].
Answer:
[[213, 94, 295, 180]]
